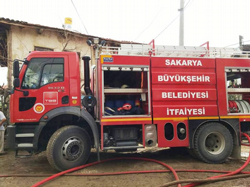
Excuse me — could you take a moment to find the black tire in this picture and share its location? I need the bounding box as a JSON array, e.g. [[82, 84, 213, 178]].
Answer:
[[194, 123, 233, 164], [47, 126, 91, 171]]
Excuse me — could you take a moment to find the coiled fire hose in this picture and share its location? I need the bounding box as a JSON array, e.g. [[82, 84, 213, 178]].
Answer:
[[0, 133, 249, 187]]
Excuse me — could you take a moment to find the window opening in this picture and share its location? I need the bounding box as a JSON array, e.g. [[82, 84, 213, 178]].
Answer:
[[102, 66, 150, 116], [226, 69, 250, 114], [40, 64, 64, 86]]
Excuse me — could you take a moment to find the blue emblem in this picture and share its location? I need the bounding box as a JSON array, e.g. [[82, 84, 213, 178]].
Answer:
[[103, 57, 113, 63]]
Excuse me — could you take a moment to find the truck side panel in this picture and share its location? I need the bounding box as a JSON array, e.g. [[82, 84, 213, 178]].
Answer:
[[151, 57, 218, 147], [68, 53, 81, 107]]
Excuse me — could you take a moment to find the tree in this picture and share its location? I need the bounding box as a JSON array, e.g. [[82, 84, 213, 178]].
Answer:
[[0, 34, 7, 67]]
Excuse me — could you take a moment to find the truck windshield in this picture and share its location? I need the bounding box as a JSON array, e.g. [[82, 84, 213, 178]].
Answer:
[[22, 58, 50, 89], [21, 58, 64, 89]]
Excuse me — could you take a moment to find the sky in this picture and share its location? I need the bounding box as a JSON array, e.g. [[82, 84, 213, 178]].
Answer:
[[0, 0, 250, 48]]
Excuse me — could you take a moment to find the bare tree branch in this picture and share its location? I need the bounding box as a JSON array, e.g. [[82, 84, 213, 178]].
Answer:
[[0, 35, 8, 67]]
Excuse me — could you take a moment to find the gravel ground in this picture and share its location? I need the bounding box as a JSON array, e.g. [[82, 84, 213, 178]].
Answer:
[[0, 146, 250, 187]]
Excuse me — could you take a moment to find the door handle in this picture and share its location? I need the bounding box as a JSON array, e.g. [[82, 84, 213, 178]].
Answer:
[[62, 96, 69, 104]]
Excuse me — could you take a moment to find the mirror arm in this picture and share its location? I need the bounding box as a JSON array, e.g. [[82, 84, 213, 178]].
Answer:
[[14, 88, 29, 96]]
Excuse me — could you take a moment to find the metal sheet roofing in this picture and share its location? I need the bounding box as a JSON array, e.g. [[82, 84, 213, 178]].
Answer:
[[0, 17, 140, 45]]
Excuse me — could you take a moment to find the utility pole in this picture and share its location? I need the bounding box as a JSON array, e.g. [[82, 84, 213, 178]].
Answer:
[[179, 0, 185, 46], [239, 35, 243, 48]]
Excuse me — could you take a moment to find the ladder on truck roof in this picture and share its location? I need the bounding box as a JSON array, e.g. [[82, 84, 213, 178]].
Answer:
[[101, 44, 250, 58]]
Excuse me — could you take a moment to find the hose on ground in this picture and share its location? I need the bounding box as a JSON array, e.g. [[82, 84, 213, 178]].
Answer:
[[31, 157, 181, 187], [182, 132, 250, 187], [158, 173, 250, 187], [1, 133, 249, 187], [1, 169, 250, 178]]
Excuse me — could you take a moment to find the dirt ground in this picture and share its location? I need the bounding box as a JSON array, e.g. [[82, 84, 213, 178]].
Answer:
[[0, 146, 250, 187]]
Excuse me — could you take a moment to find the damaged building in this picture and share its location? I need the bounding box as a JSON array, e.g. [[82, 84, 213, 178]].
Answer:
[[0, 17, 135, 88]]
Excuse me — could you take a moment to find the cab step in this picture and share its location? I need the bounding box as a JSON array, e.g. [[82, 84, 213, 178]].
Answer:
[[15, 143, 34, 158], [17, 143, 33, 148], [16, 133, 35, 138]]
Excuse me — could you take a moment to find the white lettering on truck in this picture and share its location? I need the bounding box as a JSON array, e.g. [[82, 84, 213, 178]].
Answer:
[[158, 74, 210, 83], [165, 59, 202, 66], [162, 91, 209, 99], [166, 107, 205, 116], [45, 99, 57, 103]]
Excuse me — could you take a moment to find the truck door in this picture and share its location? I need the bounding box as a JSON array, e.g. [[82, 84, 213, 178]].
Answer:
[[13, 57, 69, 122]]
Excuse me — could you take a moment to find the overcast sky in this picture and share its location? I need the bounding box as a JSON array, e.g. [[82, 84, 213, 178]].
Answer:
[[1, 0, 250, 47]]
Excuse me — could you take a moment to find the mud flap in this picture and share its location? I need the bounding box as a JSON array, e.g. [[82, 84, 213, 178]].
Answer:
[[231, 145, 241, 159]]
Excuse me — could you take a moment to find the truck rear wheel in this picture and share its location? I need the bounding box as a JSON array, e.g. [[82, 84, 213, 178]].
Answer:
[[46, 126, 91, 171], [194, 123, 233, 164]]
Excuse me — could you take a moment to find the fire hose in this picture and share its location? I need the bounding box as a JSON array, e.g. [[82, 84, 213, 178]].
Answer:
[[0, 133, 249, 187], [182, 132, 250, 187], [31, 157, 181, 187]]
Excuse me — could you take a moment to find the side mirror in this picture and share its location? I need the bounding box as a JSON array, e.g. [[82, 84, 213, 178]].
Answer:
[[13, 60, 19, 78], [13, 78, 20, 88]]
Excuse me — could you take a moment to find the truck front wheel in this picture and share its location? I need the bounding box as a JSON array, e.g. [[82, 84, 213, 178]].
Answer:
[[46, 126, 91, 171], [194, 123, 233, 164]]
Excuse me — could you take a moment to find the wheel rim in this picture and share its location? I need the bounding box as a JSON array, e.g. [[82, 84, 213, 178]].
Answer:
[[62, 137, 84, 161], [204, 132, 225, 155]]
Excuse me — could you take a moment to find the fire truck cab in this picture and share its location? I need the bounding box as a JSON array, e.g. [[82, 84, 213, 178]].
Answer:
[[7, 44, 250, 171]]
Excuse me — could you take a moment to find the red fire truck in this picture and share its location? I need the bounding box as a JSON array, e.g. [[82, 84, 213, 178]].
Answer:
[[7, 42, 250, 171]]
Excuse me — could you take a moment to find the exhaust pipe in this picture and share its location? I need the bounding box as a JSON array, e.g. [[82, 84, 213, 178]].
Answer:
[[82, 56, 92, 95]]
